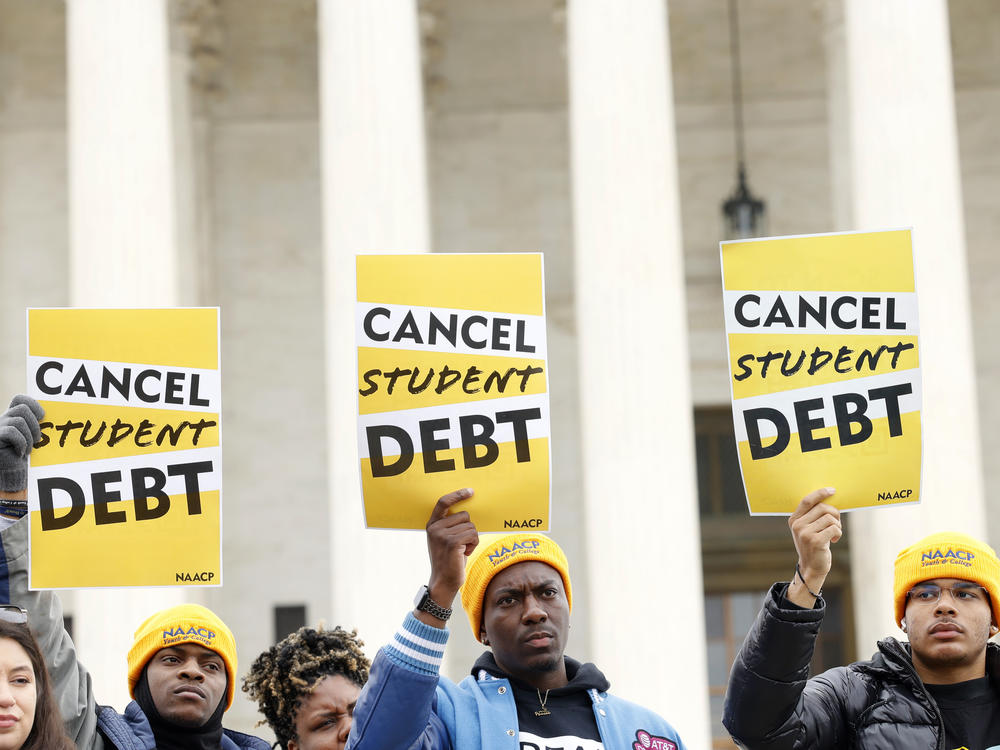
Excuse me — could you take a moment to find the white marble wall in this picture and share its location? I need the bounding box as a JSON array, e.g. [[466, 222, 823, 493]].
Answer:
[[424, 0, 590, 677], [671, 0, 834, 405], [1, 0, 999, 740], [0, 0, 68, 394], [197, 0, 329, 734], [951, 1, 1000, 546], [0, 0, 330, 738]]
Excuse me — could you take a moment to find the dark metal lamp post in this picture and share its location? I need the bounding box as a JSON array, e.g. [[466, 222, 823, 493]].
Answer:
[[721, 0, 766, 240]]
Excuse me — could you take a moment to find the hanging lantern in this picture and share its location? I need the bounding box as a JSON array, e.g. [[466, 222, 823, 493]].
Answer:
[[721, 0, 767, 240]]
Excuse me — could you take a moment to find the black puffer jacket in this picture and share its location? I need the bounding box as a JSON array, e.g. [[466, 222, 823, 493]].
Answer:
[[723, 582, 1000, 750]]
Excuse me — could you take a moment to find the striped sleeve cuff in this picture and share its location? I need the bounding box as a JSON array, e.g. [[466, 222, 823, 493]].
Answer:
[[384, 612, 450, 675]]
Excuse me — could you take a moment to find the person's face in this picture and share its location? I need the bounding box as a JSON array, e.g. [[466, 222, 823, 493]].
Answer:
[[0, 638, 36, 750], [903, 577, 994, 678], [480, 561, 570, 687], [146, 643, 227, 728], [287, 674, 361, 750]]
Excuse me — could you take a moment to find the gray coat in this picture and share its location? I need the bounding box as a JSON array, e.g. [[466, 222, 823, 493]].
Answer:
[[0, 518, 267, 750], [0, 518, 101, 748]]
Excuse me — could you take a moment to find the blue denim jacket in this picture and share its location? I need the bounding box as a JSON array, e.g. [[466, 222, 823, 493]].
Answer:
[[347, 613, 687, 750]]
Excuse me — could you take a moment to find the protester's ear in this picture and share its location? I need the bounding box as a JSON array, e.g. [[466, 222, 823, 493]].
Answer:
[[480, 629, 489, 646], [288, 740, 298, 750]]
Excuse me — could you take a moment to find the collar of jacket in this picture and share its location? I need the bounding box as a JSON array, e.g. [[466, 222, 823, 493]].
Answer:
[[864, 638, 1000, 682]]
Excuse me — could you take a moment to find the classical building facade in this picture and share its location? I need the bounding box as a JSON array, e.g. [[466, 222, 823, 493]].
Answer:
[[0, 1, 996, 747]]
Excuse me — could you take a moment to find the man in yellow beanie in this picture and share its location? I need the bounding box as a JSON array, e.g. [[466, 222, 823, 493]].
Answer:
[[0, 395, 269, 750], [346, 488, 687, 750], [723, 488, 1000, 750]]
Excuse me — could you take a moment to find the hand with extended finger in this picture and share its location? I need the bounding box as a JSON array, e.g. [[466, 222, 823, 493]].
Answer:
[[787, 487, 842, 608], [419, 488, 479, 628], [0, 395, 44, 497]]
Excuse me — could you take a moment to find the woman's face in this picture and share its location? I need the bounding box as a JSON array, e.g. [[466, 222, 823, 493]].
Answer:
[[0, 638, 36, 750], [287, 674, 361, 750]]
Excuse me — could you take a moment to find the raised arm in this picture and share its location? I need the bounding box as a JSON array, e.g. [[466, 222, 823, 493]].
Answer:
[[723, 488, 848, 750], [417, 488, 480, 628], [347, 489, 479, 750], [0, 396, 102, 749], [785, 487, 842, 608]]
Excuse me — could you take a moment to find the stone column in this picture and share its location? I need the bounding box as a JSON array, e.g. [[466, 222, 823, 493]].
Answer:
[[824, 0, 986, 653], [567, 2, 710, 747], [0, 1, 69, 392], [66, 0, 187, 710], [318, 0, 432, 654], [68, 0, 178, 303]]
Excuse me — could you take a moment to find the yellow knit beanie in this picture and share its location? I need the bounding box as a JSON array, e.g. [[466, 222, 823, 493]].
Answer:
[[893, 531, 1000, 628], [460, 533, 572, 642], [127, 603, 237, 709]]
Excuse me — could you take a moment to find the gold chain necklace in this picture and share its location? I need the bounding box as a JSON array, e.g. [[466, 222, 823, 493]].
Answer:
[[534, 688, 551, 717]]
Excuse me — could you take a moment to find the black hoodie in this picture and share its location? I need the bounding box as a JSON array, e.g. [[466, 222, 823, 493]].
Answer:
[[134, 670, 226, 750], [473, 652, 609, 749]]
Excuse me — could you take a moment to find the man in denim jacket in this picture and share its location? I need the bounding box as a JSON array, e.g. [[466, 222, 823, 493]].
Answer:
[[347, 488, 687, 750]]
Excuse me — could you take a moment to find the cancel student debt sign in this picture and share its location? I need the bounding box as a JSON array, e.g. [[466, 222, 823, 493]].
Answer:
[[720, 230, 921, 514], [356, 254, 550, 531], [27, 309, 221, 588]]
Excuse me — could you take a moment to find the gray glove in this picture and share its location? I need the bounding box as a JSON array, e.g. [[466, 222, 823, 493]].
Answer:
[[0, 395, 44, 494]]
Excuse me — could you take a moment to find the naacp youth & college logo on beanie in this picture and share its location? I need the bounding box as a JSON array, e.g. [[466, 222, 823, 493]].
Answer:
[[460, 533, 572, 642], [893, 531, 1000, 627], [127, 603, 238, 709]]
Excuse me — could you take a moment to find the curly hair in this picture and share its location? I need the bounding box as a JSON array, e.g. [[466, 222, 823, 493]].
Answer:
[[242, 625, 370, 749]]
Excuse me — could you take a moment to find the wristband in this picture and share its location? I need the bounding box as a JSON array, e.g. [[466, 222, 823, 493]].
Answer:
[[795, 562, 823, 599], [0, 498, 26, 520]]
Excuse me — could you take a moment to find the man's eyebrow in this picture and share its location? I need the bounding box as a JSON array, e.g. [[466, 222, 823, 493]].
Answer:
[[913, 581, 983, 589], [533, 578, 561, 588], [493, 585, 523, 596], [495, 578, 560, 594]]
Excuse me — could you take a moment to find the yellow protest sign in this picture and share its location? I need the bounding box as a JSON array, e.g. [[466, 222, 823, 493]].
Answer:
[[27, 308, 221, 588], [720, 230, 921, 514], [356, 254, 550, 531]]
